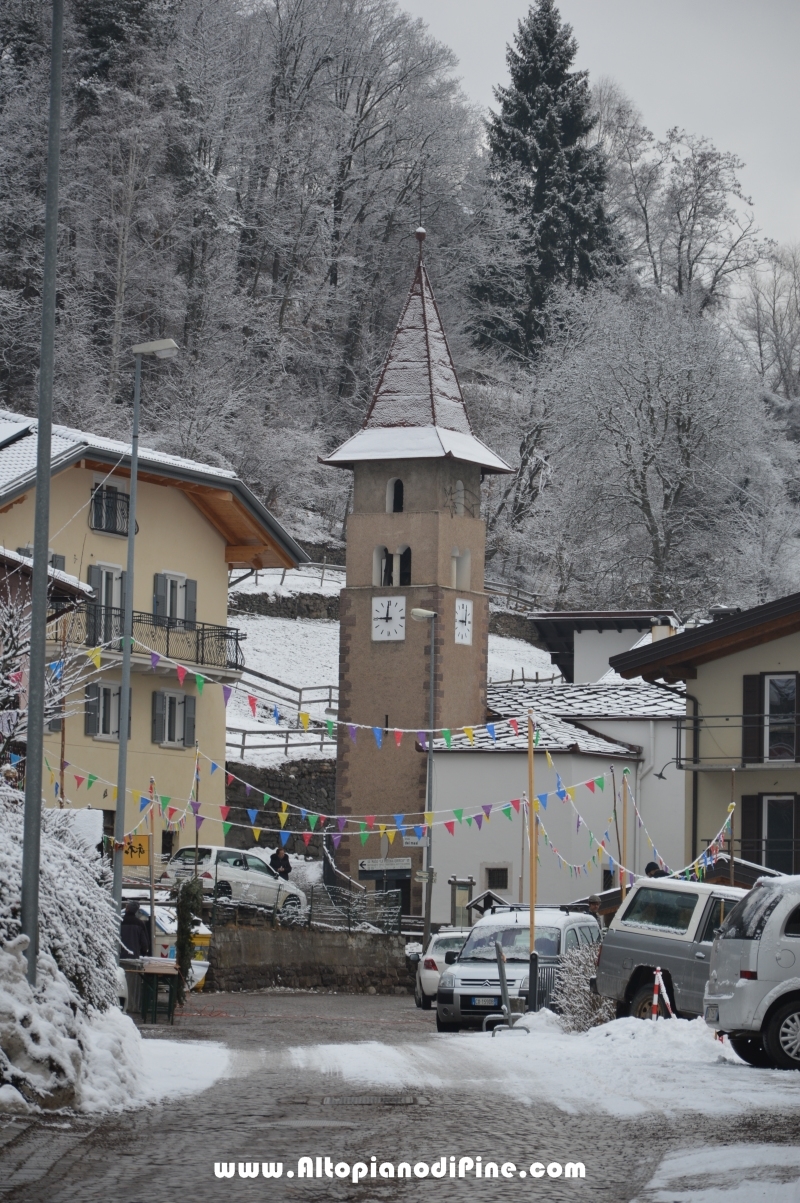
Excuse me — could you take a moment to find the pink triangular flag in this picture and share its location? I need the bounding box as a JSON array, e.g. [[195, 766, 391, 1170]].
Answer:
[[248, 694, 257, 716], [176, 664, 187, 685]]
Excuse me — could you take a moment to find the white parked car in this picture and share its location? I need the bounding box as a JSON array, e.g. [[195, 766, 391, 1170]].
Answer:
[[436, 905, 600, 1032], [410, 929, 470, 1009], [704, 875, 800, 1068], [160, 845, 306, 914]]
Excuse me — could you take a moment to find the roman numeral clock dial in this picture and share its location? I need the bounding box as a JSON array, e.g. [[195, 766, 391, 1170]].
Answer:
[[371, 596, 406, 641], [455, 597, 473, 645]]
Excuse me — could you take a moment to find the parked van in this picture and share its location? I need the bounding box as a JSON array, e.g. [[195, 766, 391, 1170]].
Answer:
[[704, 876, 800, 1068], [596, 878, 745, 1018]]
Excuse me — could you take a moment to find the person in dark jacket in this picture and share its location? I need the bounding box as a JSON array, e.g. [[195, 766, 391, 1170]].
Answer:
[[269, 846, 292, 880], [120, 900, 151, 958], [645, 861, 668, 878]]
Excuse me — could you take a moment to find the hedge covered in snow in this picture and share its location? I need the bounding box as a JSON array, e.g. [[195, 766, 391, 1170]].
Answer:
[[551, 944, 616, 1032]]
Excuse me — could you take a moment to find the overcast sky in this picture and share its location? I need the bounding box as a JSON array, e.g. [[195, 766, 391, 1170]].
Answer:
[[400, 0, 799, 246]]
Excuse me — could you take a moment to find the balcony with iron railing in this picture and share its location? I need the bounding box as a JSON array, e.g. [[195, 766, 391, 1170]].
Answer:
[[676, 713, 800, 771], [89, 488, 138, 536], [48, 603, 245, 670]]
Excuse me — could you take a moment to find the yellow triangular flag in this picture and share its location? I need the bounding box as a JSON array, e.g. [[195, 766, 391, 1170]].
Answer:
[[112, 787, 118, 801], [280, 800, 288, 813], [49, 772, 55, 785], [278, 812, 287, 828], [545, 750, 554, 769], [132, 790, 140, 807], [387, 829, 396, 844], [88, 646, 102, 669], [253, 828, 261, 841], [463, 726, 474, 745], [424, 811, 433, 826], [299, 711, 310, 731], [567, 787, 575, 801], [378, 823, 386, 837]]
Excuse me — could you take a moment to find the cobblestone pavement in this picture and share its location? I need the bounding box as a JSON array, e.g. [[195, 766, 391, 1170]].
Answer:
[[1, 991, 798, 1203]]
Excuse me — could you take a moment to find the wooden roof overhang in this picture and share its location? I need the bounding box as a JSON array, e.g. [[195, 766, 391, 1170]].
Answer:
[[610, 593, 800, 683], [80, 457, 305, 570]]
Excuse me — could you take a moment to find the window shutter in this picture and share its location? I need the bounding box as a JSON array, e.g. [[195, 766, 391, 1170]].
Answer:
[[183, 694, 196, 747], [184, 579, 197, 627], [740, 794, 762, 864], [153, 573, 167, 620], [50, 553, 65, 572], [86, 565, 102, 645], [119, 571, 127, 618], [84, 684, 99, 736], [742, 676, 762, 764], [152, 691, 165, 743]]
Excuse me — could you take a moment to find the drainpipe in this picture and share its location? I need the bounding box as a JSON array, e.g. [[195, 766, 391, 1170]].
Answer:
[[685, 692, 700, 861]]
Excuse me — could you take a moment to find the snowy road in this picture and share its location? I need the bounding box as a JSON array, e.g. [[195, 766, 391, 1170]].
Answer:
[[1, 993, 799, 1202]]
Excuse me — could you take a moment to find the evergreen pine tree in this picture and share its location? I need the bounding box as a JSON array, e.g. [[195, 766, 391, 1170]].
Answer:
[[478, 0, 614, 356]]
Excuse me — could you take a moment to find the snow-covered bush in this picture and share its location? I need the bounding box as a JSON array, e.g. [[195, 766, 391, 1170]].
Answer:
[[551, 945, 616, 1033], [0, 786, 118, 1009]]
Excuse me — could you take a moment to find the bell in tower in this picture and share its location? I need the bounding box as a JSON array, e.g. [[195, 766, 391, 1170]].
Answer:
[[321, 230, 512, 914]]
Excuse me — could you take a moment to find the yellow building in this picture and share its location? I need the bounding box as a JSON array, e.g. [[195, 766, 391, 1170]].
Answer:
[[0, 411, 306, 853]]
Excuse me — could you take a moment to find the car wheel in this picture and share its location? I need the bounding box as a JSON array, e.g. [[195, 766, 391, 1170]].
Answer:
[[420, 992, 433, 1011], [729, 1035, 775, 1068], [764, 1001, 800, 1069], [414, 986, 423, 1009], [630, 981, 669, 1021], [436, 1014, 459, 1033], [214, 880, 232, 900], [281, 896, 301, 914]]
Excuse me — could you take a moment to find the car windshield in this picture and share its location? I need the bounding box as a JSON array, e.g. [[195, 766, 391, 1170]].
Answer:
[[458, 924, 560, 961], [619, 887, 699, 934], [431, 935, 467, 954], [720, 886, 781, 941], [173, 847, 211, 864]]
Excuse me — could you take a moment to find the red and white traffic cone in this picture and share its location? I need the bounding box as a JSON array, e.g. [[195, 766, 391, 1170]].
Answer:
[[651, 968, 661, 1020]]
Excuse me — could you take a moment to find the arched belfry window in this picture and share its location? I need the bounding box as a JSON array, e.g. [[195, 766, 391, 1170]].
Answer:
[[399, 546, 411, 586], [373, 546, 392, 587], [387, 478, 404, 513], [454, 480, 465, 516]]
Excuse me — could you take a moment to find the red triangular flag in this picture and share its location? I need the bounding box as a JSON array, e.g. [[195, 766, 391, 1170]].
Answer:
[[248, 694, 257, 716], [445, 820, 455, 836], [366, 815, 375, 830], [302, 832, 312, 846], [220, 806, 230, 820], [226, 773, 234, 786], [167, 807, 177, 820], [176, 664, 187, 685], [585, 780, 596, 793], [510, 798, 521, 813], [74, 775, 85, 789], [509, 718, 519, 736], [394, 729, 402, 747]]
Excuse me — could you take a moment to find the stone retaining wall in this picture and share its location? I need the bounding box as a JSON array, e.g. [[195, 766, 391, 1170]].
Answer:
[[207, 912, 414, 994], [229, 590, 340, 620]]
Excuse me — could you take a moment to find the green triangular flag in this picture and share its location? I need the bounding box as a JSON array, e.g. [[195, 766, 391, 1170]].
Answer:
[[222, 821, 232, 836], [453, 808, 463, 824], [308, 814, 318, 830], [595, 777, 605, 791], [442, 728, 451, 748], [502, 805, 512, 820], [196, 674, 204, 695], [326, 719, 334, 738], [359, 822, 369, 846], [466, 815, 473, 827], [87, 774, 97, 790], [534, 728, 540, 746], [263, 793, 270, 807], [160, 796, 170, 813]]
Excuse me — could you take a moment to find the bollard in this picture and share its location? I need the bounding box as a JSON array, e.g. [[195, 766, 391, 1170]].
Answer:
[[527, 951, 539, 1013], [651, 969, 660, 1019]]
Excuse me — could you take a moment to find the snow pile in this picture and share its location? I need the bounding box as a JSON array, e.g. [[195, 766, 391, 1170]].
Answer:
[[232, 565, 344, 599], [289, 1014, 800, 1116], [634, 1144, 800, 1202]]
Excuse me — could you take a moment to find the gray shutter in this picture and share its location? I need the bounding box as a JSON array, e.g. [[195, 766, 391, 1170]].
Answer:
[[740, 794, 761, 864], [183, 694, 196, 747], [742, 676, 762, 764], [86, 565, 102, 644], [85, 684, 99, 736], [50, 553, 65, 572], [184, 579, 197, 628], [119, 571, 127, 617], [152, 691, 165, 743], [153, 573, 167, 620]]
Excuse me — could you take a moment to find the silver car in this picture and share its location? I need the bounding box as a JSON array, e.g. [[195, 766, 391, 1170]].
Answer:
[[704, 877, 800, 1069], [595, 878, 745, 1019], [160, 845, 306, 913]]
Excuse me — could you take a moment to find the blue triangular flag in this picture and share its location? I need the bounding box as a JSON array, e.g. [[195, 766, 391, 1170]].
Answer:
[[139, 797, 149, 812], [413, 825, 424, 839], [372, 726, 383, 748], [537, 792, 548, 810], [210, 761, 218, 774], [393, 814, 404, 830], [280, 830, 290, 846], [248, 808, 259, 825], [273, 705, 280, 724], [486, 723, 496, 743]]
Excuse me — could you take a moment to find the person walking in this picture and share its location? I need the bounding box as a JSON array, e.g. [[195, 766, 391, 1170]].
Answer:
[[120, 900, 151, 958], [270, 845, 292, 881]]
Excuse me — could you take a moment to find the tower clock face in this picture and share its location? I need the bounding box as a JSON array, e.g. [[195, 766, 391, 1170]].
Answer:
[[371, 596, 406, 641], [455, 597, 473, 644]]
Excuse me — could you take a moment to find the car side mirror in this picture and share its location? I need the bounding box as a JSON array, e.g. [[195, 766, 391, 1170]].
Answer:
[[444, 950, 458, 965], [407, 952, 420, 964]]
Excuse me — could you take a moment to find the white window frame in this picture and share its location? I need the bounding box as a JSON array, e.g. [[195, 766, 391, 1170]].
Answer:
[[93, 472, 129, 494], [95, 682, 121, 741], [764, 673, 796, 762], [162, 572, 187, 621], [161, 691, 185, 747], [96, 562, 123, 610]]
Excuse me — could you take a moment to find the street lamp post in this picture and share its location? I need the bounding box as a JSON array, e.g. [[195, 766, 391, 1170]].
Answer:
[[112, 339, 178, 922], [411, 607, 437, 951]]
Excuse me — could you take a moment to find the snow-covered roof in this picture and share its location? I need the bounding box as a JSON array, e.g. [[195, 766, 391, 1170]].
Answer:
[[0, 545, 95, 597], [432, 712, 635, 757], [0, 410, 309, 570], [321, 424, 512, 473], [487, 679, 685, 721], [321, 244, 512, 475]]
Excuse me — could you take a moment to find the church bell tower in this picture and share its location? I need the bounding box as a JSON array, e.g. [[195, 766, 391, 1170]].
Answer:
[[321, 230, 512, 912]]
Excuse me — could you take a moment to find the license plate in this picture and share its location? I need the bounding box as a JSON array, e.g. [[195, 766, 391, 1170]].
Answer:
[[471, 996, 499, 1007], [705, 1004, 719, 1023]]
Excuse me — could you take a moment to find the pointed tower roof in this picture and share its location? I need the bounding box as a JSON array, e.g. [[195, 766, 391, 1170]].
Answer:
[[321, 231, 512, 474]]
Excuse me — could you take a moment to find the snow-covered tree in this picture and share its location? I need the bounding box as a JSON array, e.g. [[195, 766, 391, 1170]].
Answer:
[[551, 944, 615, 1032]]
